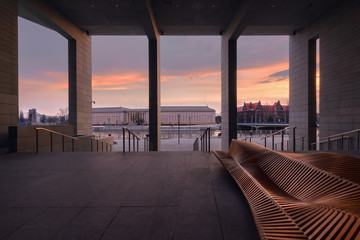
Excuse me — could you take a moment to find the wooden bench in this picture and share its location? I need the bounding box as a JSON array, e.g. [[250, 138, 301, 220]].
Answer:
[[214, 140, 360, 240]]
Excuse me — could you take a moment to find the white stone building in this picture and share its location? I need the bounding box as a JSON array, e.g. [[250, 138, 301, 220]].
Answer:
[[92, 106, 215, 125]]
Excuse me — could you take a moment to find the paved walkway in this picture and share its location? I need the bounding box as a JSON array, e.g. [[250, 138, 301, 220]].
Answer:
[[0, 152, 258, 240]]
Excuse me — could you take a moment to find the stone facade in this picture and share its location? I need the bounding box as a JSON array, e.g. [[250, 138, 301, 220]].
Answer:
[[0, 0, 18, 152], [92, 106, 216, 125], [238, 101, 289, 123]]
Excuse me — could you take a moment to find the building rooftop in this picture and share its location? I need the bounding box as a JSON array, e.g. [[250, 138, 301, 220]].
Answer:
[[0, 152, 258, 239], [93, 106, 216, 112]]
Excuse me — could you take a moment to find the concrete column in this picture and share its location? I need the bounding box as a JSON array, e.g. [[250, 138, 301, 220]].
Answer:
[[307, 38, 317, 149], [0, 0, 18, 152], [68, 37, 92, 136], [148, 37, 160, 151], [221, 37, 237, 151]]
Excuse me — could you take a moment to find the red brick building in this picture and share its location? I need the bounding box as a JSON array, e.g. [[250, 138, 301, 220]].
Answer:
[[237, 101, 289, 123]]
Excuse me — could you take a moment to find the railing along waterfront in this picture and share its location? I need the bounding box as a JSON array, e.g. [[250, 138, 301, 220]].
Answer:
[[261, 126, 297, 152], [122, 127, 140, 152], [35, 127, 112, 153], [311, 128, 360, 151], [200, 128, 211, 152]]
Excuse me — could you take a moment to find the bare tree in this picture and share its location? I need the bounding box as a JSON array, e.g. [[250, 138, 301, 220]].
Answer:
[[58, 107, 68, 124]]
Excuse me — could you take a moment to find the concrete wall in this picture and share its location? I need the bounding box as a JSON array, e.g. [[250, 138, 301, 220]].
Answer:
[[290, 0, 360, 150], [10, 125, 74, 152], [0, 0, 18, 153]]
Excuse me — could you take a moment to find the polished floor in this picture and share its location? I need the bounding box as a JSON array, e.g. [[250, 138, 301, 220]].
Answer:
[[0, 151, 258, 240]]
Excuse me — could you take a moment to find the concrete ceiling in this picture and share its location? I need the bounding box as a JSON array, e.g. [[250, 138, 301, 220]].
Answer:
[[21, 0, 342, 36]]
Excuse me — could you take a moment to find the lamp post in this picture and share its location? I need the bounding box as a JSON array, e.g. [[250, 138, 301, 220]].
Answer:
[[178, 114, 180, 144]]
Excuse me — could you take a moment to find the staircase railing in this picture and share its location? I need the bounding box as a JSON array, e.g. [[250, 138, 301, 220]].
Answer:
[[35, 127, 112, 153], [311, 129, 360, 151], [193, 138, 199, 151], [200, 128, 211, 152], [261, 126, 297, 152], [122, 127, 140, 152]]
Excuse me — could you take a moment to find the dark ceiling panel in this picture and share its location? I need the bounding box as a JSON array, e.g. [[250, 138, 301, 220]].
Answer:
[[24, 0, 341, 35]]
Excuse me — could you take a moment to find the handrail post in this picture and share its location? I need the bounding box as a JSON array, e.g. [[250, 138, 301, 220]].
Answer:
[[128, 130, 130, 152], [272, 135, 274, 150], [341, 134, 344, 150], [264, 137, 267, 148], [72, 138, 74, 152], [208, 128, 210, 152], [50, 132, 53, 152], [204, 133, 207, 151], [102, 141, 104, 152], [287, 141, 289, 151], [62, 136, 65, 152], [293, 127, 296, 152], [133, 135, 135, 151], [36, 129, 39, 153], [358, 130, 360, 150], [123, 128, 125, 152], [281, 131, 284, 151], [328, 137, 331, 151], [90, 138, 93, 152], [302, 137, 304, 151], [137, 138, 139, 151]]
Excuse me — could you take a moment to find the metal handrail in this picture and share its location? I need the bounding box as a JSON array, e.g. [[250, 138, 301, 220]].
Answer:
[[261, 126, 297, 152], [35, 127, 79, 153], [240, 137, 252, 142], [311, 129, 358, 151], [200, 128, 211, 152], [260, 126, 293, 140], [193, 138, 199, 151], [122, 127, 140, 152], [36, 127, 112, 153]]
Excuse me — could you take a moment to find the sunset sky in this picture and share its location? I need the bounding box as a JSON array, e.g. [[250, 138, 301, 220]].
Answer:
[[18, 17, 289, 116]]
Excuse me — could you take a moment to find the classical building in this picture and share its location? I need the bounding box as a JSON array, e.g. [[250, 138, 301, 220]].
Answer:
[[92, 106, 216, 125], [237, 101, 289, 123]]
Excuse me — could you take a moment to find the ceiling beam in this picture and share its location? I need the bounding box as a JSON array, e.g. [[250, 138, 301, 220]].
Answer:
[[222, 0, 253, 40], [134, 0, 159, 40]]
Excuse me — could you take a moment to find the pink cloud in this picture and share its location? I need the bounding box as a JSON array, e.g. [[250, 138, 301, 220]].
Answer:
[[92, 72, 148, 90]]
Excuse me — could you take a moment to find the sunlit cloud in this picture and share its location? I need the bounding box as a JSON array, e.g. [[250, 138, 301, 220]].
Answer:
[[19, 70, 68, 115], [92, 72, 148, 90], [20, 70, 68, 91], [237, 62, 289, 106]]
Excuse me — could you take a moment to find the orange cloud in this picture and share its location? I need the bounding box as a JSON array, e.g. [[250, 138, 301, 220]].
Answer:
[[20, 71, 68, 91], [237, 62, 289, 105], [92, 72, 147, 90]]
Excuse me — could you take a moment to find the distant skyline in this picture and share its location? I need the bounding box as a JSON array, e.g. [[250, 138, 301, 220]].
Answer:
[[19, 17, 289, 115]]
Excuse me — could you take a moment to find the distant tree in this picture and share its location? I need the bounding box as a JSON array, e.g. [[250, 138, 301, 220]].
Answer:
[[58, 107, 68, 124], [215, 115, 221, 124], [40, 114, 47, 124], [47, 117, 57, 125], [19, 110, 25, 123]]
